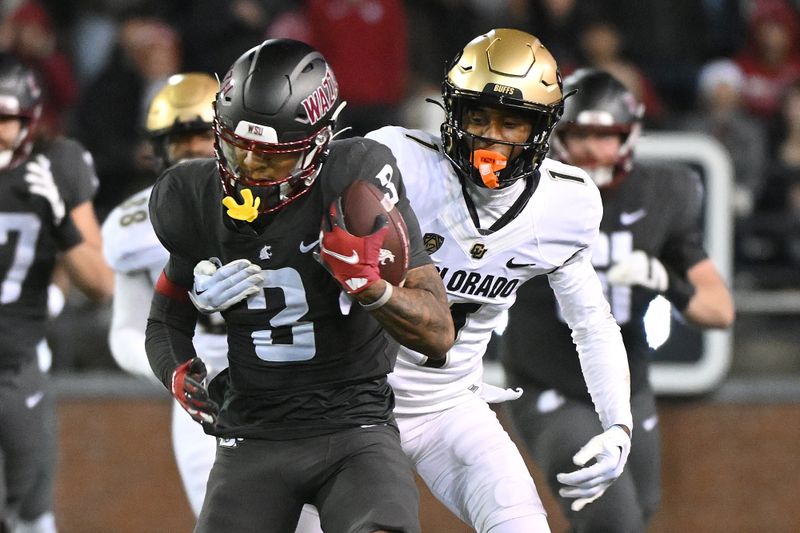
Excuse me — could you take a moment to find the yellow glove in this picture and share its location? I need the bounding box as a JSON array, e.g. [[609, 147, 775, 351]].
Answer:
[[222, 188, 260, 222]]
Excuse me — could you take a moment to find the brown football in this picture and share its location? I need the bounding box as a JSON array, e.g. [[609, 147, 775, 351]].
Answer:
[[339, 179, 409, 286]]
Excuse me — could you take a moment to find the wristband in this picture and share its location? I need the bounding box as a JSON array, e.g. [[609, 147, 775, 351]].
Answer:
[[665, 270, 696, 312], [359, 283, 393, 311]]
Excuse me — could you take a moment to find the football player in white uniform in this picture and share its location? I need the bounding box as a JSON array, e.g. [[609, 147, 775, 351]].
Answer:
[[365, 29, 632, 532]]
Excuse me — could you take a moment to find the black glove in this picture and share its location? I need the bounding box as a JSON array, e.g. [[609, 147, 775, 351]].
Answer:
[[171, 357, 219, 426]]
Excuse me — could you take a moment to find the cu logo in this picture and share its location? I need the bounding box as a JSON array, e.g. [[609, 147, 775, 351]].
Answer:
[[470, 243, 487, 259]]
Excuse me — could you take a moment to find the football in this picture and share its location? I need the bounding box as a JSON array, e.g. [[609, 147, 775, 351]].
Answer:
[[339, 179, 409, 286]]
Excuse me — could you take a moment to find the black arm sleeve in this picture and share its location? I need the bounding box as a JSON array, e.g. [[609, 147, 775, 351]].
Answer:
[[145, 289, 199, 390], [145, 168, 202, 389], [53, 215, 83, 251], [661, 167, 707, 311], [661, 167, 708, 273], [394, 173, 432, 270]]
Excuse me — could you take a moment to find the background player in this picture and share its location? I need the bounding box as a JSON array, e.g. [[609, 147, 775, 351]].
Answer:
[[145, 39, 453, 532], [363, 30, 633, 532], [101, 72, 224, 518], [500, 69, 735, 532], [0, 53, 113, 533]]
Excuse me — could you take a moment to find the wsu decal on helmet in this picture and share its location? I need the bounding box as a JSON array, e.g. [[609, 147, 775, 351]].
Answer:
[[301, 67, 339, 125]]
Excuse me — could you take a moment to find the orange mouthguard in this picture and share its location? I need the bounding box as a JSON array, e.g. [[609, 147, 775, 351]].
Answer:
[[472, 150, 507, 189]]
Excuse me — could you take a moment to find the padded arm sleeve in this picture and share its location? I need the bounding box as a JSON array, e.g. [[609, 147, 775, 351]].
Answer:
[[145, 269, 199, 390]]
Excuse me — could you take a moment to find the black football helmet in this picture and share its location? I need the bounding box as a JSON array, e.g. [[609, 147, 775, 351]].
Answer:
[[552, 68, 644, 189], [214, 39, 342, 215], [145, 72, 217, 168], [0, 53, 42, 171], [441, 29, 565, 189]]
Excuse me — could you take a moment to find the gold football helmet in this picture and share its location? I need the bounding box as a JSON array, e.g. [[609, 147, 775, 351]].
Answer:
[[441, 28, 565, 188], [145, 72, 217, 168], [146, 72, 217, 137]]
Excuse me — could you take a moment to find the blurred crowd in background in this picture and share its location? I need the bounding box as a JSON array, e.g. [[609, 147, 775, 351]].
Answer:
[[1, 0, 798, 371]]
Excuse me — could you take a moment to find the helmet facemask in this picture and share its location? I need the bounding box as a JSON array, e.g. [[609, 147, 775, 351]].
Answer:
[[552, 122, 640, 189], [440, 29, 565, 189], [213, 39, 343, 220], [441, 90, 562, 189], [0, 116, 37, 170], [214, 114, 332, 215]]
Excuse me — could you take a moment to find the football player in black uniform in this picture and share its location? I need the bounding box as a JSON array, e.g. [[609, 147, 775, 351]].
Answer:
[[500, 69, 735, 531], [144, 39, 453, 533], [0, 54, 113, 532]]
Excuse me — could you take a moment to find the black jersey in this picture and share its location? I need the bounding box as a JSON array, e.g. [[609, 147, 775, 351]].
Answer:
[[148, 137, 431, 439], [0, 138, 97, 366], [501, 162, 707, 401]]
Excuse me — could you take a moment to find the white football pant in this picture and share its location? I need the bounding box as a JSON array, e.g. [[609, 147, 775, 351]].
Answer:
[[397, 396, 550, 532]]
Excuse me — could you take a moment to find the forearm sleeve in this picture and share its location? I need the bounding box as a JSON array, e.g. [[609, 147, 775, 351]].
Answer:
[[145, 272, 199, 389], [54, 211, 83, 251]]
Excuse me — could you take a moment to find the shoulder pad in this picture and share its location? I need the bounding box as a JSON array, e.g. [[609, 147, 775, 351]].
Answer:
[[102, 187, 167, 273], [536, 159, 602, 249]]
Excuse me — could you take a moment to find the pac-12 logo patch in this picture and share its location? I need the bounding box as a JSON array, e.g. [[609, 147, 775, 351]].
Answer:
[[423, 233, 444, 254]]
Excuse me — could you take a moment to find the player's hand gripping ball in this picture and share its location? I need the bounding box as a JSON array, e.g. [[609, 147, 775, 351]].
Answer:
[[338, 179, 410, 285], [319, 180, 409, 293]]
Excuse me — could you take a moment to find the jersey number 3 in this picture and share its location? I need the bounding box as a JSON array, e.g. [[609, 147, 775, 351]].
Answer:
[[246, 267, 316, 362]]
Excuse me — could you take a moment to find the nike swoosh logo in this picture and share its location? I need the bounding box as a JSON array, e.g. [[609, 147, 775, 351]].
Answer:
[[620, 209, 647, 226], [299, 238, 321, 253], [506, 258, 536, 269], [26, 390, 45, 409], [321, 245, 360, 265]]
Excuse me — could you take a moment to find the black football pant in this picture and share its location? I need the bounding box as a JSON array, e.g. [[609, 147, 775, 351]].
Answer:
[[504, 378, 661, 533], [0, 355, 51, 526], [196, 423, 420, 533]]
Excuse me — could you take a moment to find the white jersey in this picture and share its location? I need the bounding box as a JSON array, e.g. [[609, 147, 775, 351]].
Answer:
[[367, 127, 630, 431], [103, 186, 164, 283], [102, 185, 228, 374]]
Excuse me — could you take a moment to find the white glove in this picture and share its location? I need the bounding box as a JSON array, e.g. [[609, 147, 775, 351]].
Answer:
[[47, 284, 66, 318], [25, 154, 65, 225], [607, 250, 668, 292], [188, 258, 262, 313], [556, 425, 631, 512]]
